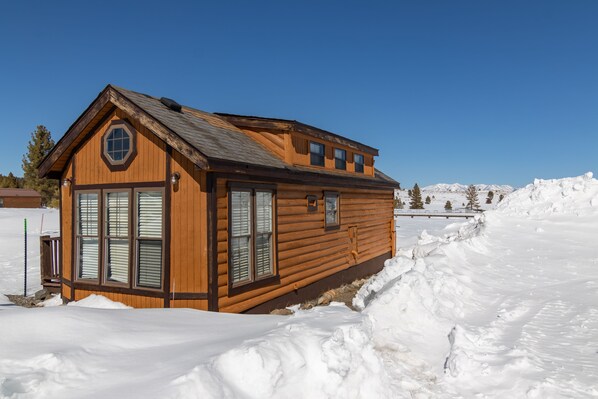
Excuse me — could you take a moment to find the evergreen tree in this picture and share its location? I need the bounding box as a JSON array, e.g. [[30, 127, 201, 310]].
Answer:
[[1, 172, 21, 188], [425, 195, 431, 204], [22, 125, 58, 207], [465, 184, 480, 210], [499, 193, 505, 202], [407, 189, 412, 198], [444, 200, 452, 211], [485, 190, 494, 204], [409, 183, 424, 209]]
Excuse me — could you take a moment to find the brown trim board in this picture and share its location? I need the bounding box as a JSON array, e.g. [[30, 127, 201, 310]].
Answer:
[[164, 146, 172, 307], [206, 172, 219, 311], [244, 251, 391, 314]]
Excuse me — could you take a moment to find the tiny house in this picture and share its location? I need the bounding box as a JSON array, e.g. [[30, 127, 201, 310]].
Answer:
[[39, 85, 399, 313], [0, 188, 41, 208]]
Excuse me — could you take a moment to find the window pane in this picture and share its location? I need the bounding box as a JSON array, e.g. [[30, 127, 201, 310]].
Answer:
[[106, 192, 129, 236], [78, 193, 98, 236], [354, 154, 364, 173], [325, 195, 339, 225], [137, 240, 162, 288], [106, 238, 129, 283], [79, 238, 99, 279], [310, 142, 325, 166], [231, 191, 251, 236], [138, 191, 162, 238], [256, 233, 272, 277], [231, 236, 251, 283], [335, 149, 347, 170], [255, 191, 272, 234]]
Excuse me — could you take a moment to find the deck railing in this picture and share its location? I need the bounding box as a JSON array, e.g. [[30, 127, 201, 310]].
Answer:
[[40, 235, 61, 289]]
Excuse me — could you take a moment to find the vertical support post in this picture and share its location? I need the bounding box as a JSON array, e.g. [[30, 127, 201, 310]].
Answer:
[[24, 218, 28, 297]]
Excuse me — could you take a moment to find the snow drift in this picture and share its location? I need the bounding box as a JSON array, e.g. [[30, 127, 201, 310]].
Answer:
[[1, 173, 597, 398]]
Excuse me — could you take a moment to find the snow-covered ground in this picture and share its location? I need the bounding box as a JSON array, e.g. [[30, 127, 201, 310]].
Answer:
[[396, 183, 514, 212], [0, 209, 59, 295], [1, 173, 597, 398]]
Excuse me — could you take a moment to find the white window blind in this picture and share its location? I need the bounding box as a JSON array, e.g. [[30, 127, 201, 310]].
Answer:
[[136, 191, 163, 288], [255, 191, 273, 277], [77, 193, 99, 279], [105, 192, 129, 283], [230, 190, 251, 284]]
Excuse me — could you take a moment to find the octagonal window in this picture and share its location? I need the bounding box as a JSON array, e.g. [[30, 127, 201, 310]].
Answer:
[[102, 121, 135, 169]]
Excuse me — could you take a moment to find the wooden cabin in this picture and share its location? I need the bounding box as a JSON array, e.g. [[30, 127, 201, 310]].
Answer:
[[39, 85, 399, 313], [0, 188, 41, 208]]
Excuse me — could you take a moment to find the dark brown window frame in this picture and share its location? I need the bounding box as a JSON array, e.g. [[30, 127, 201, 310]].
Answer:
[[324, 191, 340, 231], [102, 188, 132, 287], [74, 185, 165, 293], [75, 189, 101, 283], [227, 181, 280, 296], [101, 119, 137, 171], [334, 148, 347, 170], [354, 153, 364, 173], [306, 194, 318, 212], [309, 141, 325, 167]]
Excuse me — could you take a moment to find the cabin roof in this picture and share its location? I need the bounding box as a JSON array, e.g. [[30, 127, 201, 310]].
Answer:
[[39, 84, 399, 188], [0, 188, 41, 197]]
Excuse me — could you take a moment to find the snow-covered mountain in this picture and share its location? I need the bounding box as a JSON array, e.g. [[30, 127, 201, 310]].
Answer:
[[422, 183, 514, 193]]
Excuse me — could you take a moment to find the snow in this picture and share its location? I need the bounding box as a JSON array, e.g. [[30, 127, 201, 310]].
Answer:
[[422, 183, 514, 193], [0, 208, 59, 295], [66, 294, 131, 309], [1, 173, 597, 398]]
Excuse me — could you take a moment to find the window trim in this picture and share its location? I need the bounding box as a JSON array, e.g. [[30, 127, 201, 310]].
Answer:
[[334, 148, 347, 170], [101, 120, 137, 171], [73, 186, 165, 292], [324, 191, 341, 231], [133, 187, 165, 291], [309, 141, 325, 167], [75, 189, 101, 283], [102, 189, 132, 287], [354, 153, 364, 173], [227, 182, 280, 296]]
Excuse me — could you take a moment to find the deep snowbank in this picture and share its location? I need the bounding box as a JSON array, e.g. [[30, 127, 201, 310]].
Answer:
[[355, 172, 598, 397], [1, 173, 597, 398]]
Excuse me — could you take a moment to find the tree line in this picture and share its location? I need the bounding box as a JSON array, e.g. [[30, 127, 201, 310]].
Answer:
[[1, 125, 58, 207], [395, 183, 506, 211]]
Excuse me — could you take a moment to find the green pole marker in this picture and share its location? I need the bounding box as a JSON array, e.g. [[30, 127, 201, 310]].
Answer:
[[24, 218, 27, 297]]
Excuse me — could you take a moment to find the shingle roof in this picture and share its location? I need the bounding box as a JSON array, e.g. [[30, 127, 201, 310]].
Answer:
[[0, 188, 41, 197], [112, 86, 287, 169]]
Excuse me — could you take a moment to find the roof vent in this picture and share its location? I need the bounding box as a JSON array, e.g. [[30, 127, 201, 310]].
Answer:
[[160, 97, 182, 113]]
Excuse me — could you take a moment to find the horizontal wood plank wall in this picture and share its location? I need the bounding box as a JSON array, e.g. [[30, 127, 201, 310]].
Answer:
[[238, 128, 285, 160], [61, 160, 73, 301], [170, 299, 208, 310], [289, 132, 375, 177], [74, 289, 163, 308], [217, 179, 393, 313], [169, 151, 208, 299], [74, 109, 166, 185], [0, 197, 42, 208]]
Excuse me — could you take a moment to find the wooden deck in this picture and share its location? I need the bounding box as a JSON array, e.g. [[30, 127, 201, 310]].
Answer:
[[394, 210, 482, 219], [40, 235, 61, 293]]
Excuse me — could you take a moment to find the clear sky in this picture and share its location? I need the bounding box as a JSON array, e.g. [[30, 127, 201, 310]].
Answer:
[[0, 1, 596, 188]]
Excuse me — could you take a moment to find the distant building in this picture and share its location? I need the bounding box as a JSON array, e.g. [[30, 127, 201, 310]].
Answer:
[[0, 188, 42, 208]]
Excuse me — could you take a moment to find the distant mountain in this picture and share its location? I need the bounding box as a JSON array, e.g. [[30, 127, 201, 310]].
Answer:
[[421, 183, 514, 193]]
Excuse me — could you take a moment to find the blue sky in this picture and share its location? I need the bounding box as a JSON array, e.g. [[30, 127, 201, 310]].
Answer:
[[0, 1, 596, 188]]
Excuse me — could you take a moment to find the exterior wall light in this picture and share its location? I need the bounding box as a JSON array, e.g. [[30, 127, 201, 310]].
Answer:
[[62, 177, 73, 187], [170, 172, 181, 185]]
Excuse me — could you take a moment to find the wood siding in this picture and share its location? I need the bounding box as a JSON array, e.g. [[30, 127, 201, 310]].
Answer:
[[216, 179, 393, 313], [60, 160, 73, 301], [74, 109, 166, 185], [74, 289, 163, 308], [169, 150, 209, 296], [0, 197, 41, 208]]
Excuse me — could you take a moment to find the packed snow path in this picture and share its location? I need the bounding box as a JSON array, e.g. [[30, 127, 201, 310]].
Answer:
[[1, 173, 597, 398]]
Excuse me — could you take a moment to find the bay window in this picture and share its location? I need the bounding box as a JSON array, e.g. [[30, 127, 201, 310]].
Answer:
[[75, 187, 164, 290]]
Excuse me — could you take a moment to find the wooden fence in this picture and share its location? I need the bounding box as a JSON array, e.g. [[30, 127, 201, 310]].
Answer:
[[40, 235, 60, 291]]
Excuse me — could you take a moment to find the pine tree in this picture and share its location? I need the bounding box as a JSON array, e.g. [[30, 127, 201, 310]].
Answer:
[[409, 183, 424, 209], [444, 200, 452, 211], [22, 125, 58, 207], [425, 195, 431, 204], [1, 172, 21, 188], [499, 193, 505, 202], [486, 190, 494, 204], [465, 184, 480, 210]]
